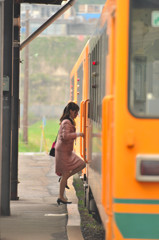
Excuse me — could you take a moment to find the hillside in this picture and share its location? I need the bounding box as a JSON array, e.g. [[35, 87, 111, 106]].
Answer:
[[20, 36, 88, 109]]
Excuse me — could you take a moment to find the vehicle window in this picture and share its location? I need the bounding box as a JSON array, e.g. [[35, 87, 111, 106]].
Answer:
[[129, 0, 159, 117], [77, 64, 83, 106], [89, 27, 107, 124], [70, 77, 74, 101]]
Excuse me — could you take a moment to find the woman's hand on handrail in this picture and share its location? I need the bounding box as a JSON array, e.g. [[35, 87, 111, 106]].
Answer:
[[76, 132, 84, 137]]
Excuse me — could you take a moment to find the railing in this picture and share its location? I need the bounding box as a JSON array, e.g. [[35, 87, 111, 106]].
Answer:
[[80, 99, 89, 163]]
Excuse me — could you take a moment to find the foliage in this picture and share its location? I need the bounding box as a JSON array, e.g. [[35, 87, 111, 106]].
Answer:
[[21, 36, 88, 73], [73, 175, 105, 240], [20, 36, 89, 106], [19, 119, 59, 152]]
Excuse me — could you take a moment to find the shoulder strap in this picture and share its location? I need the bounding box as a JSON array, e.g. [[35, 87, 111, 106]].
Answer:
[[55, 130, 59, 142]]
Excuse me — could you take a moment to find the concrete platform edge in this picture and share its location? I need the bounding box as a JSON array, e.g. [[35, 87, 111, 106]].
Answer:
[[67, 176, 84, 240]]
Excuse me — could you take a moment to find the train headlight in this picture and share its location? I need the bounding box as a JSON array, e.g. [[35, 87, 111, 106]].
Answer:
[[136, 154, 159, 182]]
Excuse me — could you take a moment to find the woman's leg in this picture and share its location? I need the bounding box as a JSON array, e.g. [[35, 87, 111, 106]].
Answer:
[[59, 172, 70, 201], [69, 161, 86, 177], [59, 162, 86, 201]]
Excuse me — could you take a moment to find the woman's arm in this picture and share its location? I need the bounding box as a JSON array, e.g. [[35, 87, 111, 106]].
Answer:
[[61, 121, 77, 140]]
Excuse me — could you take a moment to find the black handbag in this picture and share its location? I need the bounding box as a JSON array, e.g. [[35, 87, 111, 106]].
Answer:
[[49, 133, 58, 157], [49, 143, 56, 157]]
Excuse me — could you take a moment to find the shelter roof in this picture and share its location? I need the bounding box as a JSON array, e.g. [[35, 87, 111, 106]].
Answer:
[[16, 0, 66, 4]]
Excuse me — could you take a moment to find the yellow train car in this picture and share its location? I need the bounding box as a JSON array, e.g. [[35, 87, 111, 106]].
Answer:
[[70, 42, 89, 157], [70, 0, 159, 239]]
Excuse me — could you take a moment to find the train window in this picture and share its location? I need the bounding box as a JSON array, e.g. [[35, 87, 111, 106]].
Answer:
[[90, 45, 98, 122], [129, 0, 159, 117], [70, 77, 74, 101], [77, 64, 83, 106], [89, 28, 107, 124]]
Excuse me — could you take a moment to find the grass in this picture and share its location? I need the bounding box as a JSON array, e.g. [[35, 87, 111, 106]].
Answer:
[[19, 119, 59, 152], [73, 175, 105, 240]]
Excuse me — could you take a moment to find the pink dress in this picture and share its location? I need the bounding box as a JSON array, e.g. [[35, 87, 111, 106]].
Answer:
[[55, 119, 84, 176]]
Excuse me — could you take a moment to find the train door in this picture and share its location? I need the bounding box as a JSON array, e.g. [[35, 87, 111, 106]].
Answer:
[[80, 46, 90, 165], [76, 64, 84, 155], [80, 99, 89, 164], [101, 12, 116, 240]]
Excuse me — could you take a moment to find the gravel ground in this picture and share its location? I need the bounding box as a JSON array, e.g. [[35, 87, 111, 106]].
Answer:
[[73, 175, 105, 240]]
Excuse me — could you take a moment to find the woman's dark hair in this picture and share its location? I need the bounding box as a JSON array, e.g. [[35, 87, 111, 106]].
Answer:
[[60, 102, 79, 125]]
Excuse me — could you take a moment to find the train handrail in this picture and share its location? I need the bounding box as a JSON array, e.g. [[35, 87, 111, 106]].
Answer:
[[83, 99, 89, 163], [80, 100, 84, 158]]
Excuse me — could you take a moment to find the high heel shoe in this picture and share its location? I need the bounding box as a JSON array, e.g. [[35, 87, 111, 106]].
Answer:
[[57, 198, 72, 205], [58, 177, 61, 182], [58, 177, 70, 189]]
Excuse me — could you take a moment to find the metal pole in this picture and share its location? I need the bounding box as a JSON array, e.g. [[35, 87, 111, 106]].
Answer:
[[0, 0, 4, 215], [11, 2, 20, 200], [1, 0, 14, 216], [20, 0, 76, 50], [23, 9, 29, 143]]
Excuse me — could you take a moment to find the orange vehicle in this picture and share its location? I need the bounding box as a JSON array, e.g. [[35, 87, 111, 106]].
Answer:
[[70, 0, 159, 239]]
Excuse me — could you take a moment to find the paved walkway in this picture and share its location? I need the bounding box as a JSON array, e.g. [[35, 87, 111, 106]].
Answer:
[[0, 153, 83, 240]]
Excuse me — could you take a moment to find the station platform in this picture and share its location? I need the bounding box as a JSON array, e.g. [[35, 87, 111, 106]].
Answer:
[[0, 153, 84, 240]]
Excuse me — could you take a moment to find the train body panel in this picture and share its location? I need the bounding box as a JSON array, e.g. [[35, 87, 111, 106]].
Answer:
[[113, 0, 159, 239], [70, 0, 159, 239]]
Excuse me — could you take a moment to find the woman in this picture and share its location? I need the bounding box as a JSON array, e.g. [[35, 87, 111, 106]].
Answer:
[[55, 102, 86, 204]]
